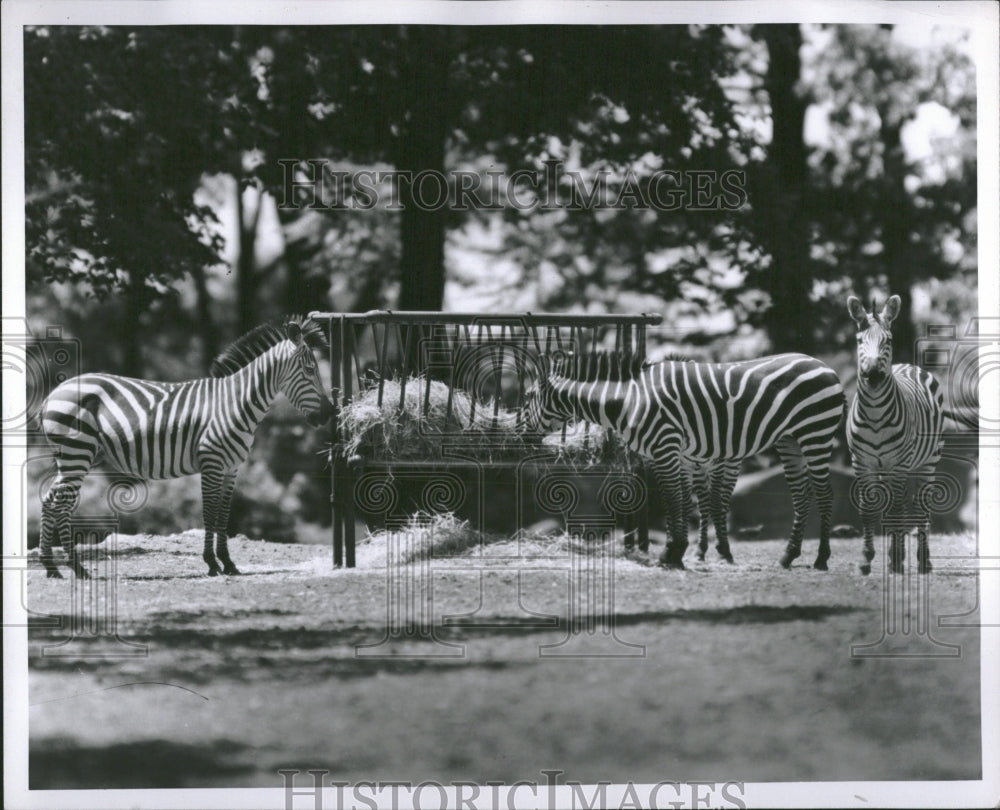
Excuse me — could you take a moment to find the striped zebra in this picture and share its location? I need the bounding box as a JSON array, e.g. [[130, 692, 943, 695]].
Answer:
[[526, 351, 845, 569], [38, 316, 333, 578], [846, 295, 944, 575], [663, 355, 740, 562], [686, 459, 741, 562]]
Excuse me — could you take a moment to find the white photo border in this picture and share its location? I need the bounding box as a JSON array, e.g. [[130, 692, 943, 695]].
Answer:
[[3, 2, 998, 808]]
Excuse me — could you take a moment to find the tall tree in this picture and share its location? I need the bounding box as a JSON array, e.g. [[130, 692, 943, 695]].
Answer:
[[754, 25, 814, 353], [25, 26, 257, 370], [395, 27, 450, 311], [804, 25, 977, 360]]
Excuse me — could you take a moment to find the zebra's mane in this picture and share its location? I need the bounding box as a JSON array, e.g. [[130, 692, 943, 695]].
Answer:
[[549, 351, 648, 382], [209, 315, 327, 378]]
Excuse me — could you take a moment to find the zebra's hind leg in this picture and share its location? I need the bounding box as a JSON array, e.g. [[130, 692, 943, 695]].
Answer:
[[776, 438, 813, 569], [915, 522, 932, 574], [804, 451, 835, 570], [888, 529, 906, 574], [40, 477, 64, 578], [710, 462, 740, 564], [692, 466, 711, 561], [202, 533, 219, 576], [652, 455, 690, 569], [213, 472, 241, 575], [41, 470, 87, 579]]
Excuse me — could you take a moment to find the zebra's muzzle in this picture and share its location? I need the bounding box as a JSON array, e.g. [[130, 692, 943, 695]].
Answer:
[[862, 368, 887, 387], [306, 398, 335, 427]]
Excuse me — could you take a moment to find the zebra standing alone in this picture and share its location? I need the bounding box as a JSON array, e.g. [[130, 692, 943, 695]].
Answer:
[[846, 295, 944, 574], [38, 315, 333, 578], [526, 351, 845, 569]]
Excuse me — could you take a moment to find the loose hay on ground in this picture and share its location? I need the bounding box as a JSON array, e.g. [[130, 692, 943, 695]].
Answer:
[[357, 512, 653, 569]]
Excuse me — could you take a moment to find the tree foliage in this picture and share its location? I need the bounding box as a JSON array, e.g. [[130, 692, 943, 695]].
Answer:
[[24, 24, 977, 365]]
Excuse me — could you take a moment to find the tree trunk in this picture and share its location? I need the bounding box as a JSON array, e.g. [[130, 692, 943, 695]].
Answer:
[[880, 119, 916, 363], [276, 205, 329, 316], [396, 27, 449, 313], [191, 263, 219, 371], [123, 269, 144, 377], [236, 179, 262, 335], [758, 25, 814, 354]]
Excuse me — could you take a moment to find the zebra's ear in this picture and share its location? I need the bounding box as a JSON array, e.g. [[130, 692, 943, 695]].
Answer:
[[285, 321, 303, 345], [847, 296, 868, 328], [881, 295, 901, 326]]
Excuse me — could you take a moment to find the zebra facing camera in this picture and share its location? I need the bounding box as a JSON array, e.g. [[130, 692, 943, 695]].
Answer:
[[916, 318, 1000, 434], [1, 324, 81, 439]]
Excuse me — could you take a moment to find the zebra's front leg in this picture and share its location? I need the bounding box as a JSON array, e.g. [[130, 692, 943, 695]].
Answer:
[[214, 471, 241, 575], [915, 466, 936, 574], [200, 468, 224, 576], [710, 462, 740, 564], [851, 470, 883, 575], [886, 475, 910, 575], [652, 454, 690, 569]]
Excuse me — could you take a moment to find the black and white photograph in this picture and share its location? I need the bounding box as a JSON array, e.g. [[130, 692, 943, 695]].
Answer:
[[3, 2, 998, 808]]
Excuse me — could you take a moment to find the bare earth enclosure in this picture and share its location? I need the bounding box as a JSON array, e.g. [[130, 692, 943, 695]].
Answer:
[[27, 530, 981, 789]]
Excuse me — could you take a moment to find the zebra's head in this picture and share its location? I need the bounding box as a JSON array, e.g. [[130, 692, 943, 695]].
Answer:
[[521, 353, 567, 433], [848, 294, 900, 390], [277, 319, 335, 427]]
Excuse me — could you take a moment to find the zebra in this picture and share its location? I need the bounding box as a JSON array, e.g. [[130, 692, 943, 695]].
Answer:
[[662, 354, 740, 562], [846, 295, 944, 575], [525, 350, 845, 569], [686, 459, 741, 562], [38, 315, 333, 578], [545, 352, 737, 562]]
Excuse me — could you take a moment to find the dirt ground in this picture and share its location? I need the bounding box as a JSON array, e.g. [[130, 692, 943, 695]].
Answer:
[[25, 529, 982, 789]]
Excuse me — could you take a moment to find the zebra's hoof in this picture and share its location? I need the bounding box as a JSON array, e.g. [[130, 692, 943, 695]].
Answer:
[[696, 551, 706, 562], [659, 558, 686, 571], [720, 551, 735, 564], [75, 568, 92, 580], [919, 561, 933, 575], [207, 567, 220, 577], [223, 565, 241, 576], [813, 559, 828, 571], [890, 565, 904, 575], [779, 555, 794, 569], [859, 563, 871, 576], [46, 569, 63, 579]]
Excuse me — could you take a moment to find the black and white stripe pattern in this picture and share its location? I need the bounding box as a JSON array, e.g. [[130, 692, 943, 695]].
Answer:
[[846, 295, 944, 574], [38, 315, 333, 578], [527, 350, 845, 569], [663, 354, 740, 562]]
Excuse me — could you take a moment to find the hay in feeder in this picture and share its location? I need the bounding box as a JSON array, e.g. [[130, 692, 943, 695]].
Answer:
[[541, 420, 636, 469], [337, 375, 637, 468]]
